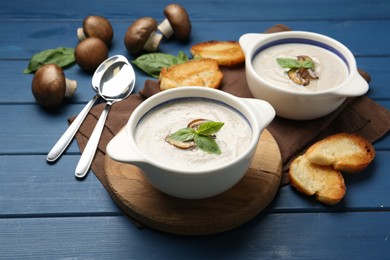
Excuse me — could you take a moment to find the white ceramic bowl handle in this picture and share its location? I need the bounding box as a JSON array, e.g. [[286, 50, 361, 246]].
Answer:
[[241, 98, 276, 128], [239, 33, 268, 56], [106, 128, 145, 164], [332, 70, 369, 97]]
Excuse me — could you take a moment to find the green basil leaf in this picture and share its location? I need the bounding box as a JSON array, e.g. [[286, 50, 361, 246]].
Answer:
[[176, 51, 189, 63], [302, 59, 315, 69], [167, 128, 196, 142], [132, 53, 176, 78], [196, 121, 224, 136], [165, 120, 224, 155], [276, 58, 301, 69], [23, 47, 75, 74], [194, 135, 221, 155], [131, 52, 189, 78]]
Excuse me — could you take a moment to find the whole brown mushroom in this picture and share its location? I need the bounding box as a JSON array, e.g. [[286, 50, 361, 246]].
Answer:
[[124, 17, 163, 56], [75, 37, 108, 73], [32, 64, 77, 108], [158, 4, 191, 41], [77, 15, 114, 46]]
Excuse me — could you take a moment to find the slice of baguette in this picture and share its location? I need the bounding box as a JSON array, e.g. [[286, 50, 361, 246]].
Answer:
[[289, 155, 346, 205], [190, 41, 245, 67], [158, 58, 223, 90], [306, 133, 375, 173]]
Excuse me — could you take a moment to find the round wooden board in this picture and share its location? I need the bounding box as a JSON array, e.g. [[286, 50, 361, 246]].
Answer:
[[105, 129, 282, 235]]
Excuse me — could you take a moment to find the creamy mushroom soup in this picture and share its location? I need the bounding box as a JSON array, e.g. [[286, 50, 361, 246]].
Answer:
[[252, 43, 349, 92], [134, 98, 252, 171]]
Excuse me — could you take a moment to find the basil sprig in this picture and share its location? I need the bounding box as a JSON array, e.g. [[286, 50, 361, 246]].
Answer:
[[23, 47, 75, 73], [276, 57, 315, 70], [132, 51, 189, 78], [166, 121, 224, 155]]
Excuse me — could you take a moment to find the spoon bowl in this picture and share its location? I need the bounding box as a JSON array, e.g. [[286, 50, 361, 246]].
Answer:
[[75, 59, 135, 179], [98, 61, 135, 102], [91, 55, 129, 91], [46, 55, 129, 162]]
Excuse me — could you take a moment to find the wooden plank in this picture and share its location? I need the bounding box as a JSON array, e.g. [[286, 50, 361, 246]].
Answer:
[[0, 152, 388, 216], [0, 104, 86, 154], [1, 0, 389, 21], [0, 155, 119, 216], [1, 212, 389, 258], [1, 20, 390, 60], [356, 57, 390, 100]]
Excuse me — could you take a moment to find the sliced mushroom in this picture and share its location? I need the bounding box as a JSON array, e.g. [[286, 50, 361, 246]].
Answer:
[[187, 119, 210, 129], [288, 56, 319, 86], [77, 15, 114, 46], [165, 135, 195, 149], [75, 37, 108, 72], [166, 119, 215, 149], [124, 17, 163, 55], [31, 64, 77, 108], [158, 4, 191, 41], [288, 69, 308, 86], [188, 119, 217, 139]]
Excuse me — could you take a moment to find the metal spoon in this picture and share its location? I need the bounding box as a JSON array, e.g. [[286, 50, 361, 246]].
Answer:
[[46, 55, 128, 163], [75, 59, 135, 179]]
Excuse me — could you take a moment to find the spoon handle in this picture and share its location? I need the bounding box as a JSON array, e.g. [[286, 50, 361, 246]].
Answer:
[[75, 103, 111, 179], [46, 94, 100, 163]]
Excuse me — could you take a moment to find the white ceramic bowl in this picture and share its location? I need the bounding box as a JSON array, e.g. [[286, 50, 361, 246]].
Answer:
[[106, 87, 275, 199], [239, 31, 368, 120]]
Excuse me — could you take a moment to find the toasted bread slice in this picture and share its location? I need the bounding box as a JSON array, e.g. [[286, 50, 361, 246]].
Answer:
[[190, 41, 245, 67], [306, 133, 375, 173], [159, 58, 223, 90], [289, 155, 346, 205]]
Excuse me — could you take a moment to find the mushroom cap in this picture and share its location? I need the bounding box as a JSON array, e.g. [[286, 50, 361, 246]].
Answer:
[[124, 17, 158, 55], [82, 15, 114, 46], [75, 37, 109, 73], [31, 64, 66, 108], [163, 4, 191, 41]]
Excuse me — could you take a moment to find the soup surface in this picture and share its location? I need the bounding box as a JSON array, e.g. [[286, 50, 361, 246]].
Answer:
[[252, 43, 349, 92], [134, 98, 252, 171]]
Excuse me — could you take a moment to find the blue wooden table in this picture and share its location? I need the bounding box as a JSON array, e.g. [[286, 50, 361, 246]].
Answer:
[[1, 0, 389, 258]]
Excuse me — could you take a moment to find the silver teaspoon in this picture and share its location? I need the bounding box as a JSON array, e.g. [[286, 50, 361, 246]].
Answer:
[[46, 55, 128, 163], [75, 59, 135, 179]]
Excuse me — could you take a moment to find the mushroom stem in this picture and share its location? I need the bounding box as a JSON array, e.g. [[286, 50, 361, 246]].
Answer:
[[143, 31, 164, 52], [157, 18, 174, 39], [76, 28, 86, 41], [64, 78, 78, 98]]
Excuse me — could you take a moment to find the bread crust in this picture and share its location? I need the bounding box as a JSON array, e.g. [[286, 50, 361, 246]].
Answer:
[[158, 58, 223, 91], [306, 133, 375, 173], [289, 155, 346, 205], [289, 133, 375, 205], [190, 41, 245, 67]]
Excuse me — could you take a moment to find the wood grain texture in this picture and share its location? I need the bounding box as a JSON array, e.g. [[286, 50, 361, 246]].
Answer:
[[1, 0, 389, 20], [3, 21, 390, 60], [1, 212, 389, 259], [1, 0, 390, 257], [104, 129, 282, 235]]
